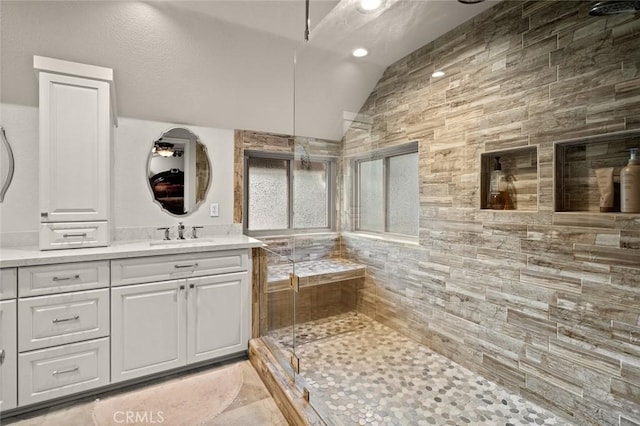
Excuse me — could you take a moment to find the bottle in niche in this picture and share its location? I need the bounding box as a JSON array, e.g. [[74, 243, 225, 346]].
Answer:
[[489, 156, 507, 209], [621, 147, 640, 213]]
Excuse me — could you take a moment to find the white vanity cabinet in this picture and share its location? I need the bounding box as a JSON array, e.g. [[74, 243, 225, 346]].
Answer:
[[110, 250, 250, 383], [16, 261, 111, 406], [34, 56, 116, 250], [0, 237, 261, 413], [0, 268, 18, 412]]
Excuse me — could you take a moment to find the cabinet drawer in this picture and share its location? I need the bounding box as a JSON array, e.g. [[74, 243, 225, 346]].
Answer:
[[0, 268, 17, 300], [19, 261, 109, 297], [111, 249, 249, 286], [19, 289, 109, 352], [18, 337, 109, 406], [40, 222, 109, 251]]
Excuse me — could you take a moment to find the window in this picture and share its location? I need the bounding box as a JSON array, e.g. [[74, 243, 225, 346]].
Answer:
[[354, 142, 419, 237], [244, 151, 335, 235]]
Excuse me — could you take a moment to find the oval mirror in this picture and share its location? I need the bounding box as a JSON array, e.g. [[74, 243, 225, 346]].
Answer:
[[147, 127, 211, 216], [0, 126, 15, 203]]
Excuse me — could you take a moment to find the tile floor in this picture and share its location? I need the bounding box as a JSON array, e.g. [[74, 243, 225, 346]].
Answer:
[[272, 312, 574, 426], [2, 360, 287, 426]]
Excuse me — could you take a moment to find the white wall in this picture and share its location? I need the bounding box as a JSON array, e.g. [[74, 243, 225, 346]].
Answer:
[[114, 117, 235, 229], [0, 104, 39, 234], [0, 103, 235, 240]]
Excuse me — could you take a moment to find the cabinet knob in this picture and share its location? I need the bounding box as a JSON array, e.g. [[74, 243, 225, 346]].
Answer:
[[189, 283, 195, 289], [179, 285, 185, 290], [40, 212, 48, 218], [0, 349, 5, 365]]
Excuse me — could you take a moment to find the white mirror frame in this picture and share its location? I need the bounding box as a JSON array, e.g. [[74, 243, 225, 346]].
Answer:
[[0, 126, 15, 202]]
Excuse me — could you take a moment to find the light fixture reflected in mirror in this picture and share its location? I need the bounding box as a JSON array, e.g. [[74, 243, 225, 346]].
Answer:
[[154, 141, 176, 157]]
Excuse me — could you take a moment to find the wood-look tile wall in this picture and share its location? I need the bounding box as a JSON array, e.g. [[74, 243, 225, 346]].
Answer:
[[234, 130, 342, 226], [341, 2, 640, 425], [235, 130, 345, 333], [268, 279, 359, 330]]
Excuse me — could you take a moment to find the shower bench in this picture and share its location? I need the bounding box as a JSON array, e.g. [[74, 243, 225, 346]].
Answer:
[[265, 258, 366, 331], [266, 258, 365, 292]]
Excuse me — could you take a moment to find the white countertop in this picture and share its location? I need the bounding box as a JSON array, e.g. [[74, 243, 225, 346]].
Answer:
[[0, 235, 264, 268]]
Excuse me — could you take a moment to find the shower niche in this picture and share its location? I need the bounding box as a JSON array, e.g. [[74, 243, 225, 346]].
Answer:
[[554, 130, 640, 213], [480, 146, 538, 211]]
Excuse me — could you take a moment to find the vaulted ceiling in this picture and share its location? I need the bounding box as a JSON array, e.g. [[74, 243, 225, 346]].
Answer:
[[0, 0, 495, 140]]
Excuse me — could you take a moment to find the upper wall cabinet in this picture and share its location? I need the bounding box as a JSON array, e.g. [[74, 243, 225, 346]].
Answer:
[[35, 56, 117, 251]]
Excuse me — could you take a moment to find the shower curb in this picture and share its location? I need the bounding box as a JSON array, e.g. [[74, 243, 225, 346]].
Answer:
[[249, 338, 325, 426]]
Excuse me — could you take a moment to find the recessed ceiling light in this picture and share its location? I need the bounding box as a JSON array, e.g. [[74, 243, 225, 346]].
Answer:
[[432, 71, 445, 78], [359, 0, 383, 11], [352, 48, 368, 58]]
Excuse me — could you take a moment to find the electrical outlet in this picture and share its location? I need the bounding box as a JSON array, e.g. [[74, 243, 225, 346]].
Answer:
[[209, 203, 219, 217]]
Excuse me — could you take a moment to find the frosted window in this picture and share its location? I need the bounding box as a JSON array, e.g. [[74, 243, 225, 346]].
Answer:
[[354, 143, 419, 237], [293, 161, 328, 228], [245, 153, 335, 234], [358, 159, 384, 232], [388, 152, 419, 235], [248, 157, 289, 230]]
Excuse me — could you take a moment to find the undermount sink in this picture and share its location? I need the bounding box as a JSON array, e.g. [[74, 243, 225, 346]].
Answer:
[[148, 238, 216, 246]]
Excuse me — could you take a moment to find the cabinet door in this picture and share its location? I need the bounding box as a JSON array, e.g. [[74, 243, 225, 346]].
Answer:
[[39, 72, 110, 223], [0, 268, 17, 300], [0, 300, 17, 412], [187, 272, 249, 364], [111, 280, 186, 383]]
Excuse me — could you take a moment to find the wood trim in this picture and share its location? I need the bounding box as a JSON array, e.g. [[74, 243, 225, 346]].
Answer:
[[250, 247, 268, 338], [249, 338, 324, 426], [233, 130, 244, 224], [251, 247, 260, 338], [259, 248, 269, 337]]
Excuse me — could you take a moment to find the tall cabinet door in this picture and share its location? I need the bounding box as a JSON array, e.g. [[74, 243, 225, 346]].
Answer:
[[0, 300, 17, 412], [111, 280, 187, 383], [39, 72, 110, 223], [187, 272, 249, 364]]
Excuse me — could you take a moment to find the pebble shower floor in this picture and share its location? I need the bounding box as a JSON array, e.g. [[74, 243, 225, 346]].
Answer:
[[270, 312, 572, 426]]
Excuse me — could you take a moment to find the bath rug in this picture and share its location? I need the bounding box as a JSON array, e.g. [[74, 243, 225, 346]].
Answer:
[[92, 363, 243, 426]]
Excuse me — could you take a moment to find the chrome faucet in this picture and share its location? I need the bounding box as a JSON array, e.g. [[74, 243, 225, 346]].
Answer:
[[157, 227, 170, 240], [191, 226, 204, 239], [177, 222, 185, 239]]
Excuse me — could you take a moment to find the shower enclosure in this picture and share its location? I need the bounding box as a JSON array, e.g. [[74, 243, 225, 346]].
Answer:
[[250, 1, 632, 425], [258, 0, 409, 422], [255, 1, 525, 423]]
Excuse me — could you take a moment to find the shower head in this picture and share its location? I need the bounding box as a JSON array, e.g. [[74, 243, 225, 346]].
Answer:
[[589, 0, 640, 16]]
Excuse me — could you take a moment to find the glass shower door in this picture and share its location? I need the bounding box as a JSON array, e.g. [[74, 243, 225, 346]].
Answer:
[[290, 0, 391, 421]]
